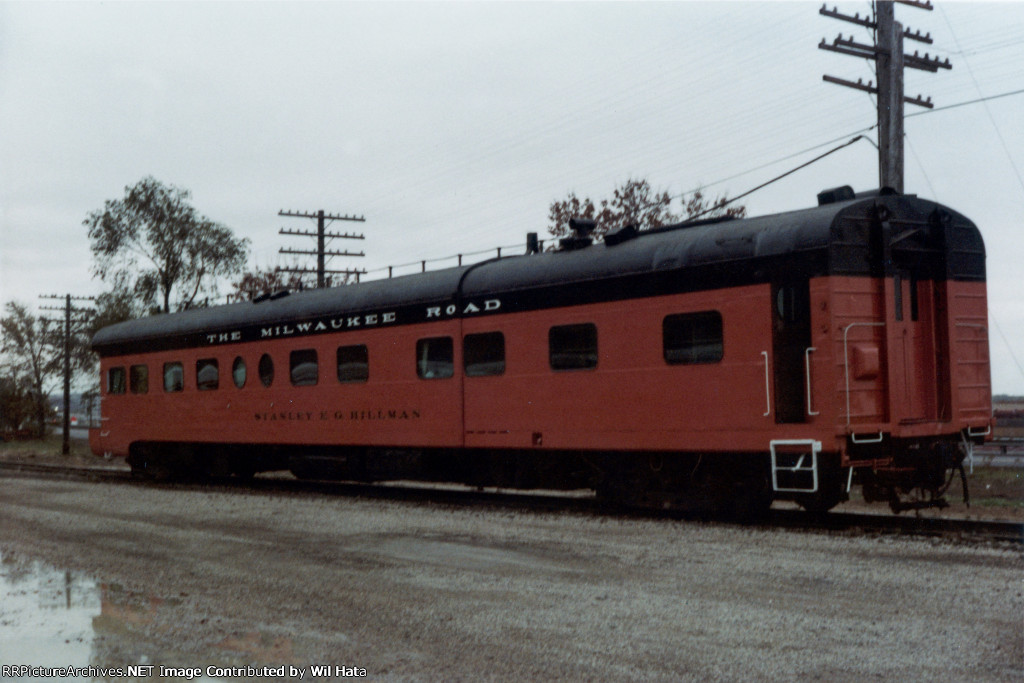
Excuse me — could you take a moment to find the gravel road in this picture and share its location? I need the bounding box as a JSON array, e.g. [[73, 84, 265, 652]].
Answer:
[[0, 473, 1020, 682]]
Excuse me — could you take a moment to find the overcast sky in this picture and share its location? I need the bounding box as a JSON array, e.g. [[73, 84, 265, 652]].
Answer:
[[1, 1, 1022, 393]]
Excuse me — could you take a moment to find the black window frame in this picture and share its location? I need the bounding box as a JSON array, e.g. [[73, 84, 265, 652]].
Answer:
[[464, 331, 506, 377], [129, 364, 148, 394], [108, 366, 126, 395], [336, 344, 369, 384], [163, 362, 184, 393], [663, 311, 724, 365], [196, 358, 220, 391], [290, 349, 319, 387], [549, 323, 598, 371], [416, 336, 454, 379]]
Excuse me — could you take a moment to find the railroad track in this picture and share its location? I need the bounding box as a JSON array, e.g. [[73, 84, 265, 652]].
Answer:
[[2, 460, 1021, 545]]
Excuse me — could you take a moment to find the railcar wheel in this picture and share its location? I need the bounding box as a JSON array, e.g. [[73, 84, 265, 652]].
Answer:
[[205, 453, 232, 480], [794, 454, 847, 514], [289, 464, 315, 480], [128, 452, 174, 482], [232, 463, 256, 480], [795, 482, 846, 514], [729, 473, 774, 522], [795, 495, 840, 514]]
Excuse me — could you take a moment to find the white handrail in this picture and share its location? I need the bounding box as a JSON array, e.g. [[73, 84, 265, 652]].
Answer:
[[960, 430, 975, 475], [843, 322, 886, 425], [850, 431, 884, 444], [769, 439, 822, 493], [805, 346, 819, 416], [761, 351, 771, 417]]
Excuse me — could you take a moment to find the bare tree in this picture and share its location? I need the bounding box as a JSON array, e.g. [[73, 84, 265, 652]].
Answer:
[[0, 371, 35, 435], [0, 302, 62, 436]]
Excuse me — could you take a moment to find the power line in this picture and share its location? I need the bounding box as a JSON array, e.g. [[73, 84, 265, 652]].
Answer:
[[685, 135, 869, 221], [277, 209, 367, 287], [937, 5, 1024, 197], [39, 293, 95, 456], [992, 315, 1024, 385], [671, 84, 1024, 200], [905, 86, 1024, 117], [819, 0, 952, 192], [674, 125, 878, 200]]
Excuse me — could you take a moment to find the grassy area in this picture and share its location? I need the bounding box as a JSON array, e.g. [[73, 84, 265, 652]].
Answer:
[[965, 466, 1024, 508], [0, 432, 95, 461]]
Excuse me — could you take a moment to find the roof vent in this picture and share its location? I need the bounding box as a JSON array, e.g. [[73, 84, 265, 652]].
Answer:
[[559, 217, 596, 251], [855, 186, 901, 199], [526, 232, 541, 255], [604, 223, 638, 247], [817, 185, 855, 206]]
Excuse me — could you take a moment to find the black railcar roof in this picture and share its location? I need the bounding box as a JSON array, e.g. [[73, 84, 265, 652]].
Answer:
[[92, 194, 983, 356]]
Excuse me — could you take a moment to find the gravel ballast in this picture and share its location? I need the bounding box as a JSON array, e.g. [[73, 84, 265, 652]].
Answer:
[[0, 474, 1020, 681]]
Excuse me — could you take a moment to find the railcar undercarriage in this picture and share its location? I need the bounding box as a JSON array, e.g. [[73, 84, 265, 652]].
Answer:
[[851, 435, 972, 514], [126, 434, 974, 518]]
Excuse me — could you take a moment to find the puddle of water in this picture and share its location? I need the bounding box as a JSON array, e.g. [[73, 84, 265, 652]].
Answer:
[[0, 552, 98, 677], [0, 552, 267, 682]]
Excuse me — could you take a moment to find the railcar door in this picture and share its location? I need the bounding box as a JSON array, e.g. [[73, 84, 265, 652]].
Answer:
[[883, 204, 953, 424], [772, 278, 811, 423], [890, 267, 950, 422]]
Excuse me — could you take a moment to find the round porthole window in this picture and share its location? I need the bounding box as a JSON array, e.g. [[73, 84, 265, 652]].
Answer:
[[258, 354, 274, 387], [232, 356, 247, 388]]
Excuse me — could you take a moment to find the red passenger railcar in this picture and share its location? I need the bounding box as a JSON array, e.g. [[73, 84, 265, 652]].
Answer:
[[90, 188, 992, 513]]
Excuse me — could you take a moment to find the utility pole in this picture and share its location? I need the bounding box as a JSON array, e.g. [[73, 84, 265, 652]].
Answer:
[[39, 294, 95, 455], [819, 1, 951, 193], [278, 209, 367, 288], [876, 1, 905, 193]]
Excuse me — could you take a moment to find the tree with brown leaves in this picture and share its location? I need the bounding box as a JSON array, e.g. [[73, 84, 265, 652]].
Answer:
[[548, 178, 746, 244]]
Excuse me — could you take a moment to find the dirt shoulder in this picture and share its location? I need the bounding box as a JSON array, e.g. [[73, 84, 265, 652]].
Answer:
[[1, 472, 1021, 682]]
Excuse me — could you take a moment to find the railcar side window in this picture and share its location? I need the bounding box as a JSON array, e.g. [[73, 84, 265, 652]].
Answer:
[[129, 365, 148, 394], [775, 285, 808, 324], [196, 358, 219, 391], [417, 337, 453, 379], [258, 354, 274, 387], [108, 367, 126, 395], [464, 332, 505, 377], [163, 362, 184, 392], [663, 311, 723, 364], [232, 357, 247, 388], [290, 349, 319, 386], [337, 345, 369, 383], [549, 323, 598, 371]]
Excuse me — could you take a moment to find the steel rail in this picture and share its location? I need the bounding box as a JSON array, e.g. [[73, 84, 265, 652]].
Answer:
[[1, 461, 1020, 545]]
